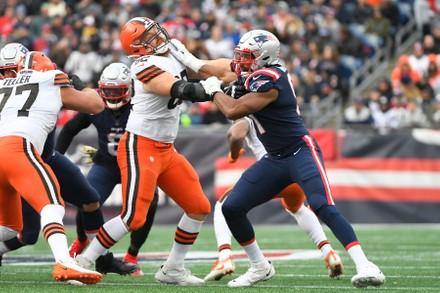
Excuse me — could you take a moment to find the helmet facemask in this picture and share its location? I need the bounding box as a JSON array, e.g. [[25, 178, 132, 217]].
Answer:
[[98, 62, 132, 110], [232, 48, 259, 76], [232, 30, 280, 76], [99, 84, 131, 110]]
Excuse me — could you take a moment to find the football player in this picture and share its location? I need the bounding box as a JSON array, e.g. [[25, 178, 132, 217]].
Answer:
[[204, 82, 343, 282], [0, 43, 137, 276], [55, 62, 159, 276], [0, 50, 103, 284], [75, 17, 214, 285], [171, 30, 386, 288]]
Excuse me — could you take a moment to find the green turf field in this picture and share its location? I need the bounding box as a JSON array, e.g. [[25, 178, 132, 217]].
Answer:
[[0, 224, 439, 292]]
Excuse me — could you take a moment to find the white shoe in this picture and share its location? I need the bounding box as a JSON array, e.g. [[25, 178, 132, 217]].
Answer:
[[204, 256, 235, 281], [351, 262, 385, 288], [75, 254, 94, 270], [324, 250, 344, 279], [155, 263, 204, 285], [227, 260, 275, 288]]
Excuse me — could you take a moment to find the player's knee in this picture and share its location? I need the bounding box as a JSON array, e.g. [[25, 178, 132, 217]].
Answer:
[[221, 202, 245, 220], [82, 201, 100, 212], [185, 197, 211, 215], [314, 205, 339, 223], [20, 230, 40, 245], [128, 218, 146, 231], [281, 197, 303, 213]]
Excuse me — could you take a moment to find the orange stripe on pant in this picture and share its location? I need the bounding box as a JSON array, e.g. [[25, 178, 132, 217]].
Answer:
[[117, 132, 210, 231], [0, 136, 63, 232]]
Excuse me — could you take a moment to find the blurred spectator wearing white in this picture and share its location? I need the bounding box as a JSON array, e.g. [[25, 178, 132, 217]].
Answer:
[[372, 96, 400, 135], [45, 0, 67, 18], [367, 87, 382, 114], [399, 99, 431, 128], [64, 40, 103, 85], [204, 25, 234, 59], [344, 95, 373, 125], [408, 42, 429, 78]]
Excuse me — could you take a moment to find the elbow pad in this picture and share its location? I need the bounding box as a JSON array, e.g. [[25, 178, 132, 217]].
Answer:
[[170, 80, 211, 103]]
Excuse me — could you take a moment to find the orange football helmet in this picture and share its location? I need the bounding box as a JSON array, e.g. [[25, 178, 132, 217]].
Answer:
[[120, 17, 170, 56], [18, 51, 57, 72]]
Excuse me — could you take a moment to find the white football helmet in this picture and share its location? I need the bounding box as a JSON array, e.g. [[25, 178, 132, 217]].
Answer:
[[232, 30, 280, 74], [0, 43, 29, 77], [98, 63, 132, 110]]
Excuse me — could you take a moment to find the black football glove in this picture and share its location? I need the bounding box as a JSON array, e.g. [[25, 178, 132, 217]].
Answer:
[[224, 79, 248, 99], [69, 74, 87, 91]]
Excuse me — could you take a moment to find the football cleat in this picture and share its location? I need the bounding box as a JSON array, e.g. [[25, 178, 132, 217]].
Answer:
[[227, 259, 275, 288], [325, 250, 344, 279], [122, 253, 144, 276], [53, 260, 102, 285], [204, 256, 235, 281], [69, 237, 90, 258], [351, 262, 386, 288], [95, 252, 139, 275], [155, 263, 204, 285], [75, 254, 94, 270]]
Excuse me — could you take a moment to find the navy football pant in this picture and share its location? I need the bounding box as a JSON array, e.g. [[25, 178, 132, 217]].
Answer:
[[222, 137, 357, 248]]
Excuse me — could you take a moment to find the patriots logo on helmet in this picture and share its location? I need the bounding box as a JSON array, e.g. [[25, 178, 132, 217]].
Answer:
[[253, 35, 277, 44]]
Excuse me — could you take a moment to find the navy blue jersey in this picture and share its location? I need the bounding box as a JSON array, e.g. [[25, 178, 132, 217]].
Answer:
[[244, 65, 309, 156], [41, 128, 56, 162], [56, 104, 131, 170]]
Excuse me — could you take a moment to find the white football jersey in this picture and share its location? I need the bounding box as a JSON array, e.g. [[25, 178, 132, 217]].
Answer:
[[0, 69, 70, 153], [127, 51, 187, 143], [243, 116, 267, 160]]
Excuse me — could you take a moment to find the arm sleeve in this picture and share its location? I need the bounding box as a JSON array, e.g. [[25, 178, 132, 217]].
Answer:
[[54, 112, 92, 154]]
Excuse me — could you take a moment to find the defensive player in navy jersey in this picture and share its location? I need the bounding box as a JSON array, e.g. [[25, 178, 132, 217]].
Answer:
[[171, 30, 385, 288], [0, 44, 137, 276], [55, 62, 159, 276]]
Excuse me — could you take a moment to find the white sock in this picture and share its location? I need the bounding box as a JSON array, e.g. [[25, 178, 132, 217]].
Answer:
[[213, 201, 233, 260], [242, 239, 265, 265], [347, 244, 370, 269], [288, 206, 333, 258], [86, 232, 97, 240], [83, 216, 128, 262], [166, 214, 203, 268], [40, 204, 70, 263]]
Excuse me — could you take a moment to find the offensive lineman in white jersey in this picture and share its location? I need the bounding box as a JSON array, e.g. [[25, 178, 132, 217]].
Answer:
[[75, 17, 227, 285], [0, 51, 104, 284]]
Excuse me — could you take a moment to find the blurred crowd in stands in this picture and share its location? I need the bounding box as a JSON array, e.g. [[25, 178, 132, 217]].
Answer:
[[2, 0, 439, 130], [344, 0, 440, 132]]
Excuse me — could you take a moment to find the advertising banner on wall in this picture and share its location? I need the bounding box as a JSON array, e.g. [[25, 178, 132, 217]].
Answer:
[[59, 127, 440, 224]]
